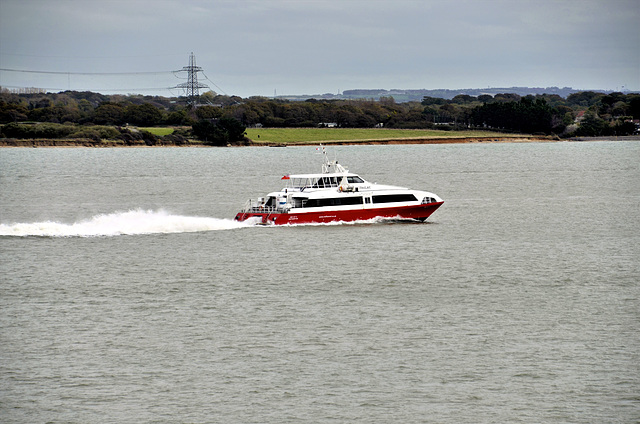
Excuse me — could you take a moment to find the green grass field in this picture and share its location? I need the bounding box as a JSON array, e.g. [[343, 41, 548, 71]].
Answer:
[[138, 127, 174, 136], [244, 128, 518, 144], [133, 126, 532, 145]]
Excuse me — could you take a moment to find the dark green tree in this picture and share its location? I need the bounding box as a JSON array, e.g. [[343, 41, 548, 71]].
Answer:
[[125, 103, 164, 126], [421, 96, 448, 106], [195, 105, 222, 120], [451, 94, 475, 104], [566, 91, 604, 107], [576, 111, 607, 136], [166, 109, 194, 125], [192, 117, 246, 145], [0, 101, 29, 123], [93, 103, 126, 125], [471, 97, 555, 134]]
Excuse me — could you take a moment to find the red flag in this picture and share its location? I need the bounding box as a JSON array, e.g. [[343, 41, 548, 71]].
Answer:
[[281, 174, 290, 180]]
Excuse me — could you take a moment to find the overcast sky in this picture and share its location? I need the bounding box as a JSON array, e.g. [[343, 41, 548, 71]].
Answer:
[[1, 0, 638, 98]]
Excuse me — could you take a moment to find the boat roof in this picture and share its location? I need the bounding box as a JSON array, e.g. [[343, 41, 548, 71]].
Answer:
[[287, 172, 358, 179], [280, 145, 367, 182]]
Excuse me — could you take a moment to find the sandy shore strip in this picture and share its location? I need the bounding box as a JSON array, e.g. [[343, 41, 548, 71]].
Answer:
[[254, 136, 554, 146], [0, 136, 551, 147], [2, 135, 639, 147]]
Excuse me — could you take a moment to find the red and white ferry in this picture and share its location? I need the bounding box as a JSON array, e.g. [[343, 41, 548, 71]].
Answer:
[[234, 146, 443, 225]]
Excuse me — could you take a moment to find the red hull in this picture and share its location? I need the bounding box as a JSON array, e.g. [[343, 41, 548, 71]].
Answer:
[[234, 202, 443, 225]]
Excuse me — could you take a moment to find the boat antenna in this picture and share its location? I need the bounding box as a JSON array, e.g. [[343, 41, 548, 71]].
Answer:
[[319, 144, 347, 173]]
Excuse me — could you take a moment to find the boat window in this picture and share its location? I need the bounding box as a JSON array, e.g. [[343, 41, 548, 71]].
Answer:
[[265, 197, 276, 207], [372, 194, 418, 203], [311, 176, 342, 188], [292, 178, 306, 189], [304, 197, 363, 208], [292, 197, 308, 208], [347, 176, 365, 184]]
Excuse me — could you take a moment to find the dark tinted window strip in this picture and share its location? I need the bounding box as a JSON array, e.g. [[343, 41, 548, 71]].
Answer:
[[305, 197, 363, 208], [372, 194, 418, 203]]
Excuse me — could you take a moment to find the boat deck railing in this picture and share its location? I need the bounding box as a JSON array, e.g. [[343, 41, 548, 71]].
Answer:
[[239, 199, 286, 214], [243, 206, 279, 213]]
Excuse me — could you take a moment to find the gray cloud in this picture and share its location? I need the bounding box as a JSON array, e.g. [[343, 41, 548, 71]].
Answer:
[[1, 0, 638, 97]]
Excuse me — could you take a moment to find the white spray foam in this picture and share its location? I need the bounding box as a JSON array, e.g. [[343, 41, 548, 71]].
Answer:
[[0, 209, 253, 237]]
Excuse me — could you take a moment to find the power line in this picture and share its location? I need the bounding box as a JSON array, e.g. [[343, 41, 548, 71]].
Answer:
[[0, 52, 184, 59], [202, 71, 228, 96], [0, 68, 174, 76], [0, 84, 176, 92], [1, 54, 226, 97]]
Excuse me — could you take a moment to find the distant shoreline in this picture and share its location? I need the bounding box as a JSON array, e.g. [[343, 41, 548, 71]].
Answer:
[[1, 135, 639, 147], [254, 136, 554, 146]]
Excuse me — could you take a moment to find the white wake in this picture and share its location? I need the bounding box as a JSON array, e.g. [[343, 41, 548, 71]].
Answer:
[[0, 209, 253, 237]]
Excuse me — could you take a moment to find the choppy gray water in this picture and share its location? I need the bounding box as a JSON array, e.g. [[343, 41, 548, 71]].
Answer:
[[1, 142, 639, 423]]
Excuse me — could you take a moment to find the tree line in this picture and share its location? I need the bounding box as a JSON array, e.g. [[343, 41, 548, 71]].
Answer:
[[1, 89, 639, 144]]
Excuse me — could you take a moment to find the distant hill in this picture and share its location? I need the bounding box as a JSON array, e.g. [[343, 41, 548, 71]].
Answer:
[[278, 87, 634, 102]]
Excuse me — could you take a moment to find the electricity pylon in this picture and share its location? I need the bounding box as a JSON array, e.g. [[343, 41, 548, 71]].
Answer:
[[175, 52, 209, 106]]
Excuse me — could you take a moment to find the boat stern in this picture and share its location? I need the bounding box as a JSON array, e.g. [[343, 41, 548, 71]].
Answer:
[[234, 211, 289, 225]]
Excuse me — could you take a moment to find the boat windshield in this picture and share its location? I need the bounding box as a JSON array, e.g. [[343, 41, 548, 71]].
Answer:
[[289, 176, 339, 189], [290, 178, 311, 189], [288, 175, 364, 190], [312, 176, 341, 188]]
